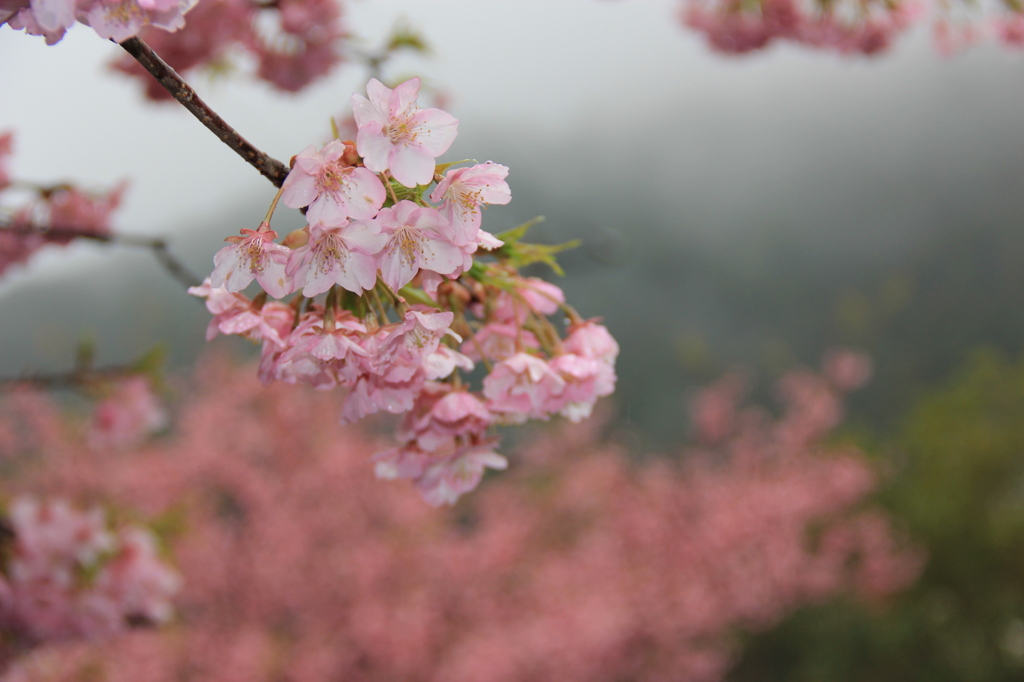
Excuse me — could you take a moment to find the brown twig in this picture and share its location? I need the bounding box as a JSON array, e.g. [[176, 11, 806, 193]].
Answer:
[[117, 37, 291, 188], [148, 237, 204, 289], [0, 365, 137, 390], [1, 222, 203, 289]]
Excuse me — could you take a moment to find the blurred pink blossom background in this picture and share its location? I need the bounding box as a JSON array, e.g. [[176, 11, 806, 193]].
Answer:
[[0, 351, 921, 680]]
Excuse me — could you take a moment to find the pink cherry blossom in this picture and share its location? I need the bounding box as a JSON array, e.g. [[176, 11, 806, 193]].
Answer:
[[429, 162, 511, 245], [488, 277, 566, 324], [3, 0, 72, 43], [43, 184, 127, 242], [84, 0, 198, 41], [462, 322, 540, 362], [0, 214, 45, 278], [0, 0, 21, 25], [210, 227, 293, 298], [93, 527, 181, 626], [547, 353, 614, 423], [372, 443, 433, 481], [429, 390, 492, 438], [994, 12, 1024, 45], [823, 348, 873, 391], [681, 0, 922, 55], [372, 309, 457, 382], [108, 0, 343, 96], [374, 201, 463, 291], [373, 411, 507, 507], [338, 371, 425, 424], [476, 229, 504, 250], [266, 311, 369, 389], [483, 352, 567, 422], [281, 141, 386, 224], [87, 377, 168, 451], [109, 0, 252, 99], [775, 368, 844, 449], [368, 377, 499, 506], [0, 177, 125, 278], [396, 383, 492, 453], [682, 1, 777, 53], [0, 496, 179, 646], [563, 320, 620, 364], [285, 221, 387, 296], [27, 0, 74, 33], [932, 19, 985, 56], [255, 36, 337, 93], [351, 77, 459, 188], [259, 337, 335, 389], [252, 0, 343, 92], [189, 281, 258, 340], [187, 280, 292, 345], [690, 372, 749, 444], [415, 440, 507, 507], [423, 345, 474, 381], [9, 497, 113, 576], [520, 278, 565, 314]]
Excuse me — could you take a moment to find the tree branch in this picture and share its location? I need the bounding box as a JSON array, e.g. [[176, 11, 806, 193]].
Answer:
[[0, 364, 138, 390], [117, 37, 291, 188], [1, 222, 203, 290]]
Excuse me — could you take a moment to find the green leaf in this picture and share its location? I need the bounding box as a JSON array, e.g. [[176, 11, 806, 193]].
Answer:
[[495, 216, 545, 246], [509, 240, 581, 276], [434, 159, 474, 176], [492, 216, 579, 275]]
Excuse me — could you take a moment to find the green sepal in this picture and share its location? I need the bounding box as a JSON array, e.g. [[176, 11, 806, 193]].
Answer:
[[386, 179, 429, 206], [434, 160, 473, 176]]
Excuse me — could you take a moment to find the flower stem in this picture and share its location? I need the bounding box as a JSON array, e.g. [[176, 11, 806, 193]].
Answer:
[[262, 185, 287, 226]]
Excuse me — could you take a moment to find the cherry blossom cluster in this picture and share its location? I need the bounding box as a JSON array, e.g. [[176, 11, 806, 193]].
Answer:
[[681, 0, 924, 54], [691, 348, 875, 451], [190, 77, 619, 506], [0, 495, 179, 661], [0, 132, 125, 279], [87, 376, 168, 451], [0, 0, 197, 43], [681, 0, 1024, 54], [930, 0, 1024, 53], [111, 0, 348, 97]]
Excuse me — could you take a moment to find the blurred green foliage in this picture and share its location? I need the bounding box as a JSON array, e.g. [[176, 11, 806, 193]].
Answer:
[[730, 350, 1024, 682]]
